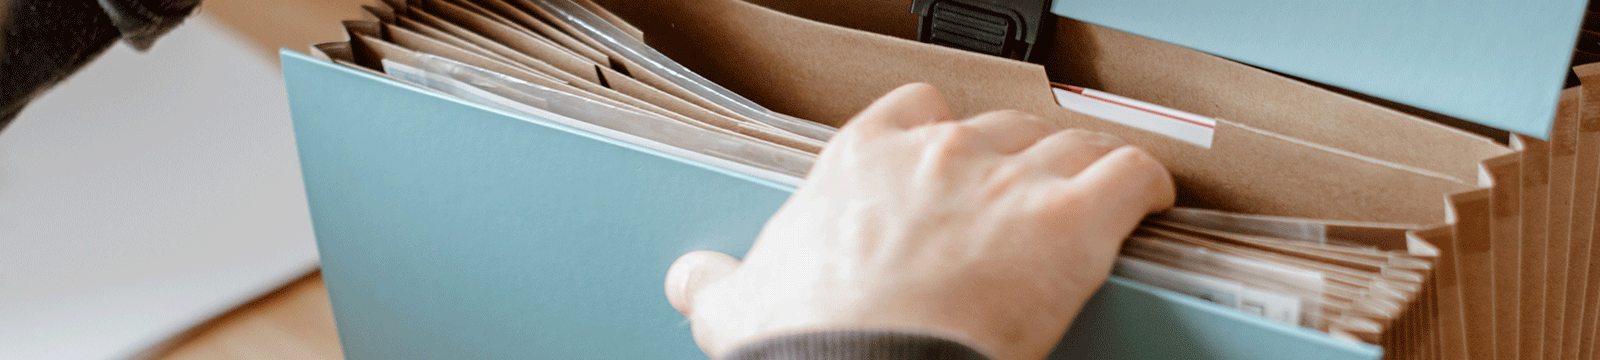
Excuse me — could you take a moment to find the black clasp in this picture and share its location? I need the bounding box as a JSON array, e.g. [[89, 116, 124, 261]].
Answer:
[[913, 0, 1053, 62]]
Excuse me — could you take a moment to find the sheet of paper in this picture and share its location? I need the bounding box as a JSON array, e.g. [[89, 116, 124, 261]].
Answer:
[[1114, 257, 1305, 327], [0, 15, 317, 359]]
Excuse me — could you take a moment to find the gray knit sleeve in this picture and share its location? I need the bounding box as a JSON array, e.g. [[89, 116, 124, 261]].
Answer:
[[720, 330, 992, 360]]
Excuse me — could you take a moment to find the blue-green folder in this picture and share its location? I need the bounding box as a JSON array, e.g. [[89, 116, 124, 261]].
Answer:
[[283, 50, 1382, 359]]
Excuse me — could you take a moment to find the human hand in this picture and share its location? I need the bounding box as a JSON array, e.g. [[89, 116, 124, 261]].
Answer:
[[664, 83, 1175, 360]]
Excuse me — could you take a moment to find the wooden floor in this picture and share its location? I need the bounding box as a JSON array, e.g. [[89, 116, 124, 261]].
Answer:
[[147, 0, 370, 358]]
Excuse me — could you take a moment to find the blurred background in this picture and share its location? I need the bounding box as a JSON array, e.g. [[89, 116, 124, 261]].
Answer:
[[0, 0, 366, 358]]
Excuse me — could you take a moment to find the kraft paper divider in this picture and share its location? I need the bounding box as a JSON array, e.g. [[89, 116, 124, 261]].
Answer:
[[1417, 225, 1446, 360], [310, 42, 351, 63], [1524, 89, 1578, 360], [386, 6, 822, 152], [1422, 257, 1441, 360], [477, 0, 612, 65], [404, 9, 603, 83], [1450, 189, 1494, 359], [370, 18, 730, 146], [435, 0, 601, 66], [1545, 86, 1584, 359], [615, 0, 1511, 183], [361, 3, 397, 24], [392, 17, 534, 74], [1559, 79, 1597, 360], [425, 0, 628, 85], [409, 0, 829, 153], [1372, 224, 1444, 360], [1483, 153, 1524, 360], [612, 0, 1483, 227], [504, 0, 807, 133], [570, 0, 642, 41], [408, 4, 599, 82], [1566, 63, 1600, 360], [439, 0, 592, 61], [1514, 131, 1553, 360], [345, 22, 680, 138], [1425, 223, 1468, 360]]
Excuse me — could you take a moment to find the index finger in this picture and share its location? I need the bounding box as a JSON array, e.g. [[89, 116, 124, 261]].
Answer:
[[1071, 146, 1176, 216], [841, 83, 956, 138]]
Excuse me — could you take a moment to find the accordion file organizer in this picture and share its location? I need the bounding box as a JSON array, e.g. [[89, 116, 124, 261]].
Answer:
[[281, 0, 1596, 358]]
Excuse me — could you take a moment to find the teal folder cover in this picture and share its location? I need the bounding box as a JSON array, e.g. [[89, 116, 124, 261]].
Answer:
[[283, 50, 1382, 359], [1052, 0, 1586, 138]]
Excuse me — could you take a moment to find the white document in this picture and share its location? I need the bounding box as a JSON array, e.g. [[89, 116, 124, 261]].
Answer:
[[1052, 85, 1217, 148], [1114, 257, 1304, 326], [0, 15, 318, 359]]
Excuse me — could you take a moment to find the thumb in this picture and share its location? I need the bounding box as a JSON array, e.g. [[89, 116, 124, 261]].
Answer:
[[665, 250, 742, 317]]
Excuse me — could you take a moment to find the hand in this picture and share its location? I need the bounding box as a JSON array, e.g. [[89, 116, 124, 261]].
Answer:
[[664, 83, 1175, 360]]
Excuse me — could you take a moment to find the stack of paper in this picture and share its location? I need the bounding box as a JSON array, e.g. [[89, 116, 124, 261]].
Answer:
[[1118, 209, 1435, 345]]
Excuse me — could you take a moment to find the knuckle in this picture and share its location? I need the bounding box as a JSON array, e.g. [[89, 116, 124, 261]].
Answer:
[[1110, 146, 1165, 176], [1060, 128, 1098, 139], [1095, 132, 1129, 147], [973, 110, 1047, 127], [986, 162, 1032, 189], [920, 122, 981, 154], [988, 109, 1032, 120], [1058, 128, 1123, 148], [835, 118, 882, 143], [1037, 185, 1094, 219], [1106, 146, 1177, 196], [1010, 112, 1055, 132]]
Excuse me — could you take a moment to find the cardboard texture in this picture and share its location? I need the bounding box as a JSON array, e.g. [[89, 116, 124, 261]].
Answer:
[[603, 0, 1508, 182], [1428, 224, 1468, 360], [1450, 190, 1494, 359], [607, 0, 1477, 226], [279, 0, 1600, 359], [1484, 153, 1524, 360], [394, 2, 828, 153], [1567, 63, 1600, 360], [1515, 132, 1553, 360], [1544, 87, 1584, 359]]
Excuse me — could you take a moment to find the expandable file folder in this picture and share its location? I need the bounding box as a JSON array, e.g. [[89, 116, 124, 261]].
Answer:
[[282, 49, 1381, 360], [282, 0, 1591, 359]]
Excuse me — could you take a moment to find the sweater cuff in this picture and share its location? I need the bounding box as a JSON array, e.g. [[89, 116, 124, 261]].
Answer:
[[720, 329, 992, 360]]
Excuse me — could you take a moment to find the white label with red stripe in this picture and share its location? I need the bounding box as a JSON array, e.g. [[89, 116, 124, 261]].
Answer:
[[1052, 85, 1216, 148]]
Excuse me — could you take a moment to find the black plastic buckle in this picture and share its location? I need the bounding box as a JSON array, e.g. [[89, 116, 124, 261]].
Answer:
[[913, 0, 1053, 62]]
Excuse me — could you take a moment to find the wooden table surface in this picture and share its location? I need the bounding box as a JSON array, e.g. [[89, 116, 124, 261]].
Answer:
[[152, 273, 343, 360], [146, 0, 370, 358]]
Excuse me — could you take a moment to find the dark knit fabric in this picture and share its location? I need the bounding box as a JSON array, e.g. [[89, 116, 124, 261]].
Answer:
[[721, 330, 992, 360], [0, 0, 198, 132]]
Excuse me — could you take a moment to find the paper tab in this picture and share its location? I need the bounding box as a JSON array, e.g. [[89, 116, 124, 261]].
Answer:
[[1052, 85, 1216, 148]]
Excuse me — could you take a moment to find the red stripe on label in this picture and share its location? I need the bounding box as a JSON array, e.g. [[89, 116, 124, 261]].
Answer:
[[1053, 85, 1216, 129]]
